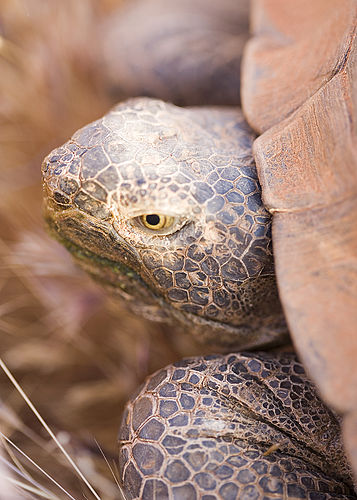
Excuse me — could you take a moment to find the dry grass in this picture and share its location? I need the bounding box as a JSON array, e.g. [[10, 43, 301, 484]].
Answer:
[[0, 1, 202, 497]]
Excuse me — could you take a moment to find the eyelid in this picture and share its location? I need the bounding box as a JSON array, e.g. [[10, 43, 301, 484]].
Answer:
[[125, 208, 185, 219]]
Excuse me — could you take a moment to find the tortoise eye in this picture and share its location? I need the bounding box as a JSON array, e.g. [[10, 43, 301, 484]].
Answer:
[[140, 214, 174, 231]]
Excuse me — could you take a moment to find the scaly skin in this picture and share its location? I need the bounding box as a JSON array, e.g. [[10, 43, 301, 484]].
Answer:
[[42, 98, 356, 498], [42, 98, 287, 351], [119, 352, 355, 499]]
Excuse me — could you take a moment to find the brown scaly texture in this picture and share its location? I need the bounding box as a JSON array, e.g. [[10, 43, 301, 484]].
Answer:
[[42, 99, 287, 351], [120, 352, 355, 499]]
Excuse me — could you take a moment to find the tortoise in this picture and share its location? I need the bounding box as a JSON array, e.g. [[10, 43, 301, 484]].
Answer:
[[41, 0, 357, 498]]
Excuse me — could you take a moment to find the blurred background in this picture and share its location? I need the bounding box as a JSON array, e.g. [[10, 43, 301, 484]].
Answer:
[[0, 0, 249, 497], [0, 1, 185, 498]]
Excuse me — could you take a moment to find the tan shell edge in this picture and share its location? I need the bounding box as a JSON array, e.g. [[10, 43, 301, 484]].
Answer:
[[242, 0, 357, 480]]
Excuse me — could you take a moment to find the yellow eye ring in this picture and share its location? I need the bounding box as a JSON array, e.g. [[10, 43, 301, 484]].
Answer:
[[140, 214, 174, 231]]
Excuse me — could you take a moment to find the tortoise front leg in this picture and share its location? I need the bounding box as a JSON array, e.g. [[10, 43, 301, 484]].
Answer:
[[119, 352, 355, 499]]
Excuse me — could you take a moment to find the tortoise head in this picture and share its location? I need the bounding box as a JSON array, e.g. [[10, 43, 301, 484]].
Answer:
[[42, 98, 287, 349]]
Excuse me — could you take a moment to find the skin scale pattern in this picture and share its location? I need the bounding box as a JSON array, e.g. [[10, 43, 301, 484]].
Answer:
[[42, 98, 287, 350], [41, 98, 356, 498], [119, 352, 355, 499]]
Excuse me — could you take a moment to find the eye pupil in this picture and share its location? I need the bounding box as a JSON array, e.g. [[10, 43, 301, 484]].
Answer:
[[139, 213, 174, 232], [145, 214, 161, 226]]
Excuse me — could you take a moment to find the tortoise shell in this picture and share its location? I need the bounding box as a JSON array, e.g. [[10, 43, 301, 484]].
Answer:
[[242, 0, 357, 478]]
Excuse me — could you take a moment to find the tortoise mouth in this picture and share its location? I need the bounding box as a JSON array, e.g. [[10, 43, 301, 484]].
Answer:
[[44, 215, 155, 298], [45, 212, 288, 349]]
